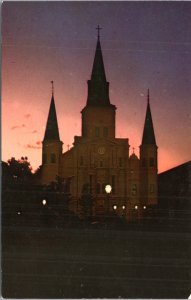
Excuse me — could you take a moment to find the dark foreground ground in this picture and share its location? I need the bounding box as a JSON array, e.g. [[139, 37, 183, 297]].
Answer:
[[2, 221, 191, 299]]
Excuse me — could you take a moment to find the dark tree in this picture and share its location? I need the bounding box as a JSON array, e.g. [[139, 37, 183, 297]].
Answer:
[[7, 157, 33, 181], [2, 157, 33, 190]]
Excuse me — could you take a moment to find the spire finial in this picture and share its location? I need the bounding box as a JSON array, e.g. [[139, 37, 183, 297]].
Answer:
[[51, 80, 54, 96], [147, 88, 150, 104], [132, 147, 135, 154], [96, 25, 102, 39]]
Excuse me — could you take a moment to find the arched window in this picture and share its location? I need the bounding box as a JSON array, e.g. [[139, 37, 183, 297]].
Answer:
[[96, 183, 101, 194], [50, 153, 56, 163], [132, 183, 137, 195], [102, 183, 106, 193], [112, 175, 115, 194]]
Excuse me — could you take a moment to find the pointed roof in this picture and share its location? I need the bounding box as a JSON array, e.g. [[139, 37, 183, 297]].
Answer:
[[86, 27, 112, 107], [141, 90, 156, 145], [91, 35, 106, 82], [43, 90, 60, 141]]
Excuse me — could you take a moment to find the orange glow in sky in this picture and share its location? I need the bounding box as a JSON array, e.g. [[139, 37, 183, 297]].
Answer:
[[2, 2, 191, 173]]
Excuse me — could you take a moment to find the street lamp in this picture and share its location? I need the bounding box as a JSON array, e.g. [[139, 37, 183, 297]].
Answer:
[[42, 199, 47, 206], [105, 184, 112, 214]]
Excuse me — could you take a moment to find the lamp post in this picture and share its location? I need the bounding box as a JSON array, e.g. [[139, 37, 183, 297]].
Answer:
[[105, 184, 112, 215]]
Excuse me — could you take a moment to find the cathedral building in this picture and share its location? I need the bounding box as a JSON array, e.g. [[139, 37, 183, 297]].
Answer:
[[41, 31, 158, 221]]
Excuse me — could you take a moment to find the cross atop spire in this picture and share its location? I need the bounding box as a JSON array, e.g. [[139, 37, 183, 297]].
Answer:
[[147, 88, 150, 104], [96, 25, 102, 39], [51, 80, 54, 96]]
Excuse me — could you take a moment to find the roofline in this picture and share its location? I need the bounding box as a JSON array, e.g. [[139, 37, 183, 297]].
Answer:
[[158, 160, 191, 175]]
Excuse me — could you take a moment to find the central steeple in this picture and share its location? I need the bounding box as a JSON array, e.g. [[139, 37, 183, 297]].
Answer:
[[86, 26, 110, 106]]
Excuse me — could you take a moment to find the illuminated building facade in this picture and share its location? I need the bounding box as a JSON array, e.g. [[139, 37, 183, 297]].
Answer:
[[41, 31, 158, 220]]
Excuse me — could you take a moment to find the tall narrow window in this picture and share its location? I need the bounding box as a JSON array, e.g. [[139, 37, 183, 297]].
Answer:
[[103, 127, 108, 137], [50, 153, 56, 163], [96, 183, 101, 194], [150, 158, 154, 167], [100, 161, 103, 167], [95, 127, 100, 137], [119, 157, 122, 167], [132, 183, 137, 195], [112, 175, 116, 194], [102, 183, 106, 194]]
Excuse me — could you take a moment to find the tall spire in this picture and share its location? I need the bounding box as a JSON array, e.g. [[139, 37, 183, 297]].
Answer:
[[43, 81, 60, 141], [91, 25, 106, 82], [86, 26, 110, 106], [141, 90, 156, 145]]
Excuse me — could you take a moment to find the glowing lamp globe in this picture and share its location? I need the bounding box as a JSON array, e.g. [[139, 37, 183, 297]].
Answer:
[[42, 199, 47, 206], [105, 185, 112, 194]]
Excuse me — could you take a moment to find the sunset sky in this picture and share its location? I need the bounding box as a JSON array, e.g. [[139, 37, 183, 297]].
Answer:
[[2, 1, 191, 173]]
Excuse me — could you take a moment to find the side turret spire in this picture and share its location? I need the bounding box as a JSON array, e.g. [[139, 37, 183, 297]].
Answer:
[[43, 81, 60, 141], [141, 90, 156, 145]]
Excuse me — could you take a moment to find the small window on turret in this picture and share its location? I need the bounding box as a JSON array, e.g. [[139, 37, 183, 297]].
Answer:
[[95, 127, 100, 137], [51, 153, 56, 163], [43, 154, 47, 164], [150, 158, 154, 167]]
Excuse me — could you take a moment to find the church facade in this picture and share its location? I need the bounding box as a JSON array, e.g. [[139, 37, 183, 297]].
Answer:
[[41, 33, 158, 221]]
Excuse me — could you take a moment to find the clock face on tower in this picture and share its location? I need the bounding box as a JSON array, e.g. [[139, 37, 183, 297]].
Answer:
[[98, 147, 105, 155]]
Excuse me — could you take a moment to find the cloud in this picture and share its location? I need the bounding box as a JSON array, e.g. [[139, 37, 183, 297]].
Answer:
[[36, 141, 41, 145], [11, 125, 20, 130], [32, 130, 38, 134], [11, 124, 26, 130], [25, 143, 41, 149], [24, 114, 31, 118]]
